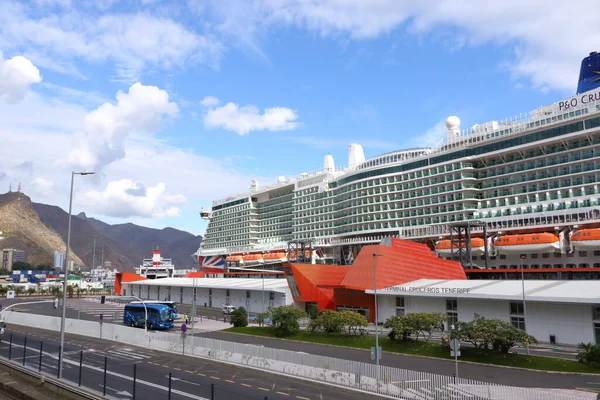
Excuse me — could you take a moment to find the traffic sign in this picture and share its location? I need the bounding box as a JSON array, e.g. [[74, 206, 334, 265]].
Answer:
[[450, 339, 460, 351], [181, 323, 187, 333], [370, 346, 382, 360], [99, 313, 103, 321]]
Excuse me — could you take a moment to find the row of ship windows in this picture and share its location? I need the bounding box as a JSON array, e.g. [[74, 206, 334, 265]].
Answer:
[[482, 167, 598, 192], [450, 251, 600, 261]]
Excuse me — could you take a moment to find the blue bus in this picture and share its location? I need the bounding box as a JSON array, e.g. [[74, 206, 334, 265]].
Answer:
[[129, 301, 178, 321], [123, 303, 174, 330]]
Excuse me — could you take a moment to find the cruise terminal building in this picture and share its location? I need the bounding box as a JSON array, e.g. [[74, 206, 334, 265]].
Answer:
[[118, 238, 600, 346]]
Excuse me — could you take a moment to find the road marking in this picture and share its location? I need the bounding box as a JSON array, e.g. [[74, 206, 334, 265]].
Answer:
[[241, 383, 252, 387], [258, 387, 269, 392], [277, 391, 290, 396], [185, 370, 194, 374], [296, 396, 310, 400], [161, 365, 169, 368], [210, 376, 220, 380], [174, 367, 182, 371], [197, 373, 206, 377], [225, 380, 235, 383], [7, 341, 209, 400]]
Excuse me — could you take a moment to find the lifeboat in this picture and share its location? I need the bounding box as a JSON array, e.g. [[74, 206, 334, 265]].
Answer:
[[570, 229, 600, 249], [289, 250, 312, 259], [263, 251, 287, 262], [494, 233, 560, 254], [225, 254, 243, 264], [242, 253, 264, 264], [434, 238, 485, 256]]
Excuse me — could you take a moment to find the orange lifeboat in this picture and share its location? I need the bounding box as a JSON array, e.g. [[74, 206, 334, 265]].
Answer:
[[494, 233, 560, 254], [434, 238, 485, 256], [571, 229, 600, 249], [242, 253, 264, 264], [263, 252, 287, 262], [225, 254, 243, 263], [289, 250, 312, 258]]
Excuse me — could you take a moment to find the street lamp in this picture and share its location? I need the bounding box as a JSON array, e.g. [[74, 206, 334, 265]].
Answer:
[[520, 255, 530, 355], [372, 252, 384, 392], [59, 171, 94, 379]]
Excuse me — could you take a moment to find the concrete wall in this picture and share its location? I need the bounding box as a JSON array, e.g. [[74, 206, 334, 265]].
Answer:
[[124, 283, 292, 313], [376, 294, 597, 345]]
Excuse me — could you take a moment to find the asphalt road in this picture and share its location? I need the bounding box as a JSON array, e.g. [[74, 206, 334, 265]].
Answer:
[[0, 325, 380, 400], [199, 331, 600, 391]]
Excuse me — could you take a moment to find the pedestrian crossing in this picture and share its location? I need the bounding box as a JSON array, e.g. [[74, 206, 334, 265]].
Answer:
[[66, 298, 125, 322]]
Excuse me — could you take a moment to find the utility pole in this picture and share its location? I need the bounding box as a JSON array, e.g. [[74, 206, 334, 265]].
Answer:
[[101, 245, 104, 269], [92, 236, 97, 269]]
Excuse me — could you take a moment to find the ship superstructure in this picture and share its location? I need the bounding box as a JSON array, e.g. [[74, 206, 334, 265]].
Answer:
[[198, 52, 600, 280]]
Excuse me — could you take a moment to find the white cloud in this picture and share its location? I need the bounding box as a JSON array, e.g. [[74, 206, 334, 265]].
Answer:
[[29, 177, 55, 197], [417, 120, 447, 148], [0, 52, 42, 104], [200, 96, 220, 107], [64, 83, 179, 172], [203, 99, 298, 135], [229, 0, 600, 92], [0, 2, 224, 80], [80, 179, 187, 218]]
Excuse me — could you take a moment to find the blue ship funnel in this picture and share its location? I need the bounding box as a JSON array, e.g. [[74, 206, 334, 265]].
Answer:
[[577, 51, 600, 94]]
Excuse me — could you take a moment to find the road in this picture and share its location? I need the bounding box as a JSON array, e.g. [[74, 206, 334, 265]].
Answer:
[[2, 297, 598, 392], [199, 331, 600, 391], [0, 324, 379, 400]]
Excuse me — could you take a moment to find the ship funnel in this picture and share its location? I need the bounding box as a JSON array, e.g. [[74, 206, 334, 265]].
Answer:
[[446, 116, 461, 143], [577, 51, 600, 94], [323, 154, 335, 172], [277, 176, 286, 183], [250, 180, 259, 192], [348, 143, 365, 169], [152, 248, 161, 266]]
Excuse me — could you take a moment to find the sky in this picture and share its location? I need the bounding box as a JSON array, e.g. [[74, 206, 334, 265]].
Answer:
[[0, 0, 598, 236]]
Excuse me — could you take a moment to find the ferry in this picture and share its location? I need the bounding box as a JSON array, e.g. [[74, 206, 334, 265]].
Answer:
[[197, 52, 600, 280]]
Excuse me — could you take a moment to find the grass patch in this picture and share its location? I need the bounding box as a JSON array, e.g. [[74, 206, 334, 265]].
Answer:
[[224, 326, 600, 374]]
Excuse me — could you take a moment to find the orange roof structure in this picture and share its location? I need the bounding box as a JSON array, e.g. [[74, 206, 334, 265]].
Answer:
[[284, 264, 350, 310], [338, 238, 466, 290], [183, 271, 205, 278], [115, 272, 148, 295]]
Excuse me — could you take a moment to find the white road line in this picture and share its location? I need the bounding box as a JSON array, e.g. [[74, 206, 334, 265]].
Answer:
[[7, 342, 209, 400]]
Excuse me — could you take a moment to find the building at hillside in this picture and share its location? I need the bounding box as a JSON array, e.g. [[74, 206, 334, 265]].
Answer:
[[1, 249, 25, 271], [369, 279, 600, 346]]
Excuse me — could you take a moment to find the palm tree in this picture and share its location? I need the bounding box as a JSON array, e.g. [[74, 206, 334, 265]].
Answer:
[[576, 342, 598, 365]]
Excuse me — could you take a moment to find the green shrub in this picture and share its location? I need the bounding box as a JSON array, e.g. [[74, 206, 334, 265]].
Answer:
[[230, 307, 248, 328], [268, 305, 306, 337]]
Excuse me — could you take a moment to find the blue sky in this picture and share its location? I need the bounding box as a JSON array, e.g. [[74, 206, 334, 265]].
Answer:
[[0, 0, 596, 236]]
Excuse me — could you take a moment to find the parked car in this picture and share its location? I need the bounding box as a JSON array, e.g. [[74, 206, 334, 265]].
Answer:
[[0, 321, 5, 339], [222, 305, 236, 315]]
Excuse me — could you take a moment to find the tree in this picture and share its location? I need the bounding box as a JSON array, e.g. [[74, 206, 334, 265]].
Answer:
[[27, 287, 36, 296], [450, 314, 538, 353], [308, 310, 344, 334], [407, 312, 447, 342], [256, 313, 268, 327], [230, 307, 249, 328], [339, 311, 368, 335], [576, 343, 600, 367], [267, 305, 307, 337], [12, 261, 33, 270], [0, 268, 9, 275], [36, 265, 52, 271], [384, 316, 414, 341], [67, 285, 74, 298]]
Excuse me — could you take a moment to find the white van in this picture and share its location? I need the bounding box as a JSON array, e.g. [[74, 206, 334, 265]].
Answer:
[[222, 305, 236, 315]]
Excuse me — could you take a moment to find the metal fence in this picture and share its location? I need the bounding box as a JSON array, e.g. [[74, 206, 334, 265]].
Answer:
[[2, 311, 589, 400]]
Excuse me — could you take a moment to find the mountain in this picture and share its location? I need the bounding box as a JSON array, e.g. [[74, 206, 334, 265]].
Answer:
[[0, 192, 83, 267], [77, 214, 202, 269], [32, 202, 143, 271], [0, 191, 202, 272]]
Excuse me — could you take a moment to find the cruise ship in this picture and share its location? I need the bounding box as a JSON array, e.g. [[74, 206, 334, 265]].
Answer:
[[197, 52, 600, 281]]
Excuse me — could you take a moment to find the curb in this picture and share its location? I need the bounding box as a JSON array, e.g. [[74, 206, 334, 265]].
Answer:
[[220, 331, 600, 376]]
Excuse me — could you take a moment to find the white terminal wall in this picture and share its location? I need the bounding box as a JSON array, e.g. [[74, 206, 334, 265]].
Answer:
[[122, 278, 297, 312], [371, 279, 600, 346]]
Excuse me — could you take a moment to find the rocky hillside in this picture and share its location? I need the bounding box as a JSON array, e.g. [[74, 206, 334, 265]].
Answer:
[[0, 191, 202, 272], [0, 192, 83, 267]]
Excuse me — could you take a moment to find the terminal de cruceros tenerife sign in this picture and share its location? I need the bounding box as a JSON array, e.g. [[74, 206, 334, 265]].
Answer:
[[382, 286, 471, 294]]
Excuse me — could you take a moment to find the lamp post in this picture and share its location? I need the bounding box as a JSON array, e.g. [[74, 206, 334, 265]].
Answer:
[[372, 253, 383, 392], [59, 171, 94, 379], [261, 273, 265, 315], [520, 255, 530, 355], [128, 296, 148, 333]]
